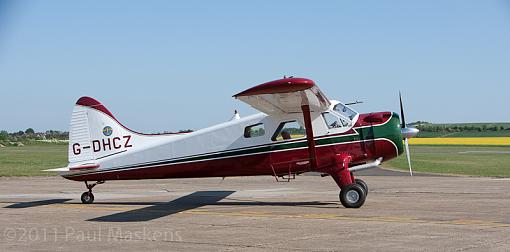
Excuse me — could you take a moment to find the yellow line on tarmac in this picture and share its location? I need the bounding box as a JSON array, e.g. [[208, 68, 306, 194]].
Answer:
[[47, 204, 510, 228], [184, 210, 510, 228], [54, 204, 135, 211]]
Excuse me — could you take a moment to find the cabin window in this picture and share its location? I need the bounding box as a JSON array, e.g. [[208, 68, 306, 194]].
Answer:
[[244, 123, 265, 138], [322, 112, 348, 128], [271, 121, 306, 141], [333, 103, 357, 120]]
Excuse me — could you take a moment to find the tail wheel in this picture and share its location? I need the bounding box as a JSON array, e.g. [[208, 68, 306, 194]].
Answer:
[[355, 178, 368, 195], [339, 183, 366, 208], [81, 191, 94, 204]]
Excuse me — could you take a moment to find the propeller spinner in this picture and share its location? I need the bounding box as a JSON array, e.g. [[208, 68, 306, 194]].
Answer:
[[399, 92, 419, 176]]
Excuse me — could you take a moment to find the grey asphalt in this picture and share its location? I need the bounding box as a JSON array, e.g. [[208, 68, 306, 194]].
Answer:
[[1, 171, 509, 251]]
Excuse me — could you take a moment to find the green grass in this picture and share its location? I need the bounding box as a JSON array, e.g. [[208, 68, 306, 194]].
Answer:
[[0, 144, 67, 176], [414, 122, 510, 138], [384, 145, 510, 177], [435, 122, 510, 128], [417, 131, 510, 138]]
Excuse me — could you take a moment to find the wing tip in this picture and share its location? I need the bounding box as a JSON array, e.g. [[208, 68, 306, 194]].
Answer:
[[233, 77, 315, 97]]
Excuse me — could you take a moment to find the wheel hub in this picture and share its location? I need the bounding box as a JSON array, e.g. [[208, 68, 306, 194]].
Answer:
[[346, 190, 360, 203]]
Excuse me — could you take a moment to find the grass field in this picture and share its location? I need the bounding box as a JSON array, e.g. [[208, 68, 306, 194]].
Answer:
[[414, 122, 510, 138], [0, 144, 67, 176], [409, 137, 510, 146], [384, 145, 510, 177], [417, 131, 510, 138], [1, 143, 509, 177]]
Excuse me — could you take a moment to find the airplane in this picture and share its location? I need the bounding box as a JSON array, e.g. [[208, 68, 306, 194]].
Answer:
[[46, 77, 419, 208]]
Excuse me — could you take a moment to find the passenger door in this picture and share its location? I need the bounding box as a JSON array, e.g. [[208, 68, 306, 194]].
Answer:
[[269, 120, 311, 176]]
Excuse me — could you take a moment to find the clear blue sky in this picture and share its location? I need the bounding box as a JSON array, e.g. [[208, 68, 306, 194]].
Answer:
[[0, 1, 509, 133]]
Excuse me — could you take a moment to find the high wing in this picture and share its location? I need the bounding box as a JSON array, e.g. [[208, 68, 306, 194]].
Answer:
[[233, 78, 331, 116]]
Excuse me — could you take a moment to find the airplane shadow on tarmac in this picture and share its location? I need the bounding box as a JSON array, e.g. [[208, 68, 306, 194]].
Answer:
[[4, 199, 72, 208], [88, 190, 337, 222]]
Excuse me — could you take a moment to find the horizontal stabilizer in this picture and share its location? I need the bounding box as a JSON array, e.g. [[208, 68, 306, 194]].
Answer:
[[43, 167, 70, 172], [69, 164, 100, 171]]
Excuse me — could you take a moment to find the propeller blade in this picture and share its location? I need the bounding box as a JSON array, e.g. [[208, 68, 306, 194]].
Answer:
[[399, 91, 415, 176], [404, 138, 413, 176], [399, 91, 406, 128]]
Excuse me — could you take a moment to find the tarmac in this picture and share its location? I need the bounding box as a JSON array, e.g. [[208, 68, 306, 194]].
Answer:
[[1, 168, 509, 251]]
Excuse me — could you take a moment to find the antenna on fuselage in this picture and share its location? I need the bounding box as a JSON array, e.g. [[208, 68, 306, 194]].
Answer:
[[230, 109, 240, 121], [345, 100, 363, 106]]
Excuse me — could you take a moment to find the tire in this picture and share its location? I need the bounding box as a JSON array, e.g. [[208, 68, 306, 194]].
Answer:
[[339, 183, 366, 208], [355, 178, 368, 195], [81, 192, 94, 204]]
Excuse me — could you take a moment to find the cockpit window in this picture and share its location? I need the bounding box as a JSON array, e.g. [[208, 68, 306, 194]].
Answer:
[[322, 112, 348, 129], [271, 121, 306, 141], [333, 103, 357, 121], [244, 123, 265, 138]]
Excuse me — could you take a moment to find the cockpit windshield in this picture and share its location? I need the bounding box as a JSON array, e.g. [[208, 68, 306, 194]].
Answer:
[[333, 103, 358, 121]]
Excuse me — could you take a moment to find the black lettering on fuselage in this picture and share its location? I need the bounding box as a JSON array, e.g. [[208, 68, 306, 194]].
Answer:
[[92, 135, 133, 152], [72, 143, 81, 155], [92, 140, 101, 152], [102, 138, 112, 151], [113, 137, 121, 149], [123, 135, 132, 148]]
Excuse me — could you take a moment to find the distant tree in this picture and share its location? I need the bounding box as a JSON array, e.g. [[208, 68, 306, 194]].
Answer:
[[0, 130, 8, 141], [25, 128, 35, 134]]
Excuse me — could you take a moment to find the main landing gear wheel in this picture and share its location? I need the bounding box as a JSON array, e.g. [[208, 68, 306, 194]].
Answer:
[[339, 183, 366, 208], [81, 191, 94, 204], [355, 178, 368, 195]]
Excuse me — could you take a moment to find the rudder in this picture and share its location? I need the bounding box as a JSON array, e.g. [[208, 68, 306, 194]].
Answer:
[[68, 97, 138, 166]]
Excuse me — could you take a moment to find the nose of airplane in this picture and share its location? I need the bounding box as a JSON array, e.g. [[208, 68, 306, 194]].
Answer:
[[401, 127, 419, 139]]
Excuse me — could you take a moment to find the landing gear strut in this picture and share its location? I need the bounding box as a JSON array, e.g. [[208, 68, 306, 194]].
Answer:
[[81, 181, 104, 204], [330, 154, 368, 208]]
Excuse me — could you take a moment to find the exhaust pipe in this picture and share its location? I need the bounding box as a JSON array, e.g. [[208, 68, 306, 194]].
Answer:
[[348, 158, 383, 172]]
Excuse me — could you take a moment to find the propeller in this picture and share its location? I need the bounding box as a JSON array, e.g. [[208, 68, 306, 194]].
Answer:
[[399, 92, 419, 176]]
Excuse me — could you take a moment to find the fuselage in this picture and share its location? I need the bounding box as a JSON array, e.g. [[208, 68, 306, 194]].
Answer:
[[62, 101, 404, 181]]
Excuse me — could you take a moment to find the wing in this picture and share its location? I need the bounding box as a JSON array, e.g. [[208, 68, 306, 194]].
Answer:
[[234, 77, 329, 171], [233, 78, 331, 116]]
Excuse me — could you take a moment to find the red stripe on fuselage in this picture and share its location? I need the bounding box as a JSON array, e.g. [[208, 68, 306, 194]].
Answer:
[[63, 139, 398, 181]]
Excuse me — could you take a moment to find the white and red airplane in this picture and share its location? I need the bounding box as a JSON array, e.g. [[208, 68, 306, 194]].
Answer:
[[46, 77, 419, 208]]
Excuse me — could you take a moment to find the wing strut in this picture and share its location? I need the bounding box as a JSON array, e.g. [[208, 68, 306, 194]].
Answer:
[[301, 104, 317, 171]]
